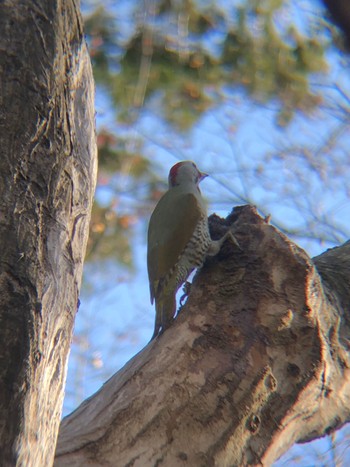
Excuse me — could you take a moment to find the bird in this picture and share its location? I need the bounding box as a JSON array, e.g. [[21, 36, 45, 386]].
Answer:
[[147, 160, 239, 340]]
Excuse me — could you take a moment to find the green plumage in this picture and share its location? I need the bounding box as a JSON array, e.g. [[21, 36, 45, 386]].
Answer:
[[147, 161, 210, 340], [147, 161, 240, 339], [148, 191, 202, 300], [148, 186, 206, 339]]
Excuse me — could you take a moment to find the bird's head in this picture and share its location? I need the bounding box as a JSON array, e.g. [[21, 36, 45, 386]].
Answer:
[[168, 161, 208, 188]]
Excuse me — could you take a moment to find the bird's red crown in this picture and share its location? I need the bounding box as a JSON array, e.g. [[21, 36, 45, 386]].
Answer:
[[168, 161, 185, 186], [168, 161, 202, 187]]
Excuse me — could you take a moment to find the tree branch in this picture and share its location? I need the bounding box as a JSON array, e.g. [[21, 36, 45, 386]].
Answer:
[[55, 206, 350, 466]]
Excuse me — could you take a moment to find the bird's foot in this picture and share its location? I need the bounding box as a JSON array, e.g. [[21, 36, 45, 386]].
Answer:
[[226, 228, 242, 250], [207, 228, 241, 256]]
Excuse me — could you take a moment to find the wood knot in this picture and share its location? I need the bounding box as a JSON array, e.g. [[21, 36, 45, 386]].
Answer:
[[178, 452, 188, 461], [287, 363, 300, 377], [264, 373, 277, 391], [247, 414, 261, 434]]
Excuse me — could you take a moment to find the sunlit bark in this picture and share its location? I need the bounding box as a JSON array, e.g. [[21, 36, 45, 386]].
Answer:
[[55, 207, 350, 466]]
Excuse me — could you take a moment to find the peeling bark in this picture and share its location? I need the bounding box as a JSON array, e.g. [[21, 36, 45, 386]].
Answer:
[[0, 1, 96, 465], [55, 207, 350, 466]]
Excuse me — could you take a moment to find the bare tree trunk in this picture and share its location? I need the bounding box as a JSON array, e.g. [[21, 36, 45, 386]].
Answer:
[[0, 1, 96, 465], [55, 207, 350, 466]]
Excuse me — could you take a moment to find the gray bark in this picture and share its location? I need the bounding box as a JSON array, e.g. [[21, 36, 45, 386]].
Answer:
[[0, 1, 96, 465], [55, 206, 350, 466]]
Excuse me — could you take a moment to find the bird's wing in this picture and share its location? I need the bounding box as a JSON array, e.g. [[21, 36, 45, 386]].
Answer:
[[147, 191, 205, 301]]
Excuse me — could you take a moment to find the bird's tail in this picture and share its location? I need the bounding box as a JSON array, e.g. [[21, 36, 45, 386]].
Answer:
[[151, 294, 176, 340]]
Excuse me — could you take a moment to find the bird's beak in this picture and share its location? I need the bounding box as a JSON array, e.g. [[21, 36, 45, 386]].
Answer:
[[199, 171, 208, 181]]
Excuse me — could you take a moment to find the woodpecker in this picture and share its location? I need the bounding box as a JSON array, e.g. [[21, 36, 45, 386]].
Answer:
[[147, 161, 239, 340]]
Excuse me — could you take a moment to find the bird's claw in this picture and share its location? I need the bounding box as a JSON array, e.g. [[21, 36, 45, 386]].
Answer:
[[227, 229, 242, 250]]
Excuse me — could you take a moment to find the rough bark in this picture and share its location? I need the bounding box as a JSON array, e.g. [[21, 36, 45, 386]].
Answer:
[[0, 1, 97, 465], [55, 206, 350, 466]]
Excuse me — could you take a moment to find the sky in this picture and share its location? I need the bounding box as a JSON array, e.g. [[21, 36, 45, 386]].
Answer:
[[62, 1, 350, 465]]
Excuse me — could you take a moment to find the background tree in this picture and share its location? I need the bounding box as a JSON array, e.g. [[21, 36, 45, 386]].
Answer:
[[0, 1, 96, 465], [81, 0, 350, 266]]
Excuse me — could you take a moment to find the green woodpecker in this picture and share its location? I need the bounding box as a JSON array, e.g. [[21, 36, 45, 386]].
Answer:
[[147, 161, 238, 340]]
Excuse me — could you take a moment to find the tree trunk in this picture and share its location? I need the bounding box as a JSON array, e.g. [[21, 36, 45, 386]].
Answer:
[[0, 1, 96, 465], [55, 206, 350, 466]]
